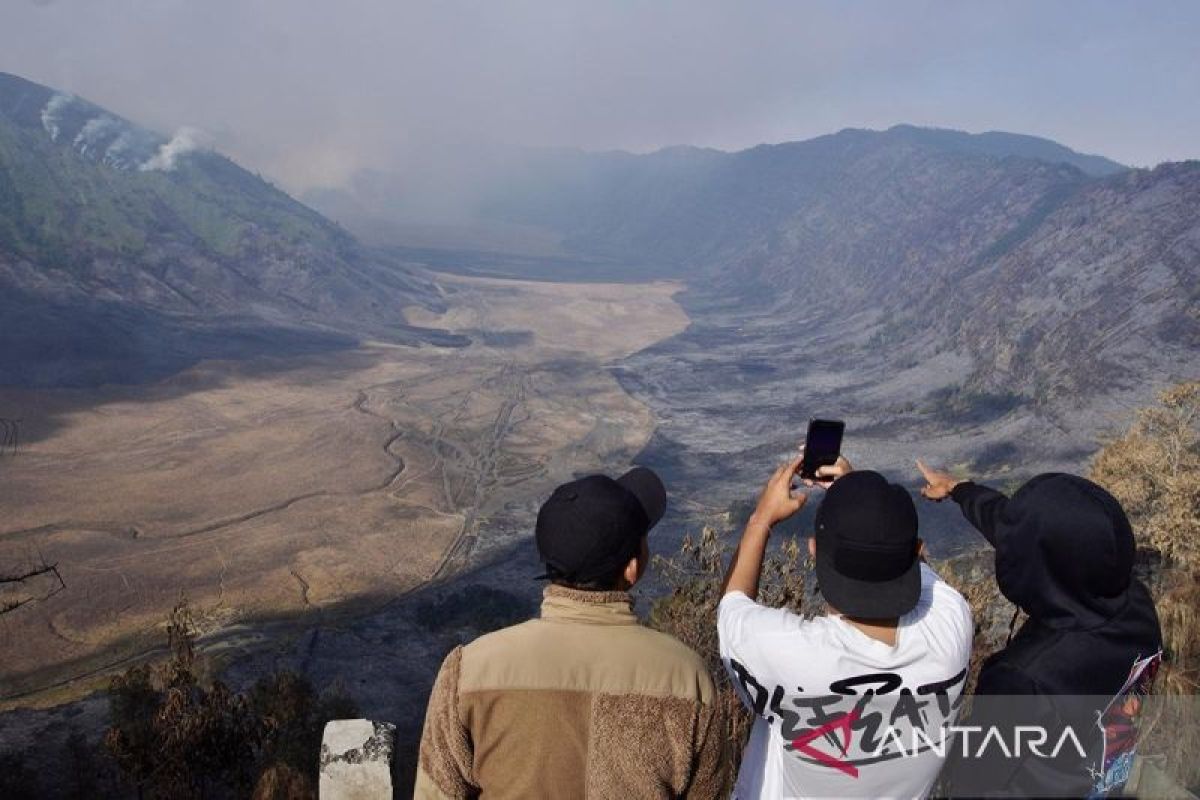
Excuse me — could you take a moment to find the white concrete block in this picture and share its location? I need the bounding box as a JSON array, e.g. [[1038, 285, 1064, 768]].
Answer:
[[319, 719, 396, 800]]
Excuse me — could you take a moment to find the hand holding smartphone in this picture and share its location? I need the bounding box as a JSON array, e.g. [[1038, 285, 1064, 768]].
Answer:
[[799, 418, 845, 481]]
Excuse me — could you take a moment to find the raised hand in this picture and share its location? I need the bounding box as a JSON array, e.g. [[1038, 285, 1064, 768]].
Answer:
[[750, 456, 808, 528], [916, 459, 963, 501], [804, 454, 853, 488]]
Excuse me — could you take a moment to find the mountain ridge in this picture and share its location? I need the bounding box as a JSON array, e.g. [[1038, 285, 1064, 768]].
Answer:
[[632, 125, 1126, 176], [304, 123, 1125, 256], [301, 118, 1196, 417], [378, 122, 1195, 428]]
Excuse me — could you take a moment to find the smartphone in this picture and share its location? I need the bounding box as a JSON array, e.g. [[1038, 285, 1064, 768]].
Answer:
[[799, 418, 845, 480]]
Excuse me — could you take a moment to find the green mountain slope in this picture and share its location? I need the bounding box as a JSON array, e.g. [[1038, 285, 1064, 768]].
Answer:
[[0, 76, 338, 263], [0, 72, 461, 386]]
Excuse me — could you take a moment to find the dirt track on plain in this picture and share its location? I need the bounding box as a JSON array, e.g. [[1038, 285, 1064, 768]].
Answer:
[[0, 274, 687, 706]]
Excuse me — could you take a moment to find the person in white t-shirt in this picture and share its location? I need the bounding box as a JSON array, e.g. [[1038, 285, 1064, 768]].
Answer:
[[718, 455, 973, 800]]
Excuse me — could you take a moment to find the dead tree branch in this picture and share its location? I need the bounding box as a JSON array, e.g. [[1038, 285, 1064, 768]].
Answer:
[[0, 417, 19, 457], [0, 559, 66, 615]]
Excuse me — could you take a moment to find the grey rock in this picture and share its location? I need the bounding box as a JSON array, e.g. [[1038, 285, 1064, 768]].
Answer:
[[320, 719, 397, 800]]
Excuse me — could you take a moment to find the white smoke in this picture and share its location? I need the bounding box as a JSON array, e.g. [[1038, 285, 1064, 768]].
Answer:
[[73, 115, 120, 157], [40, 92, 74, 141], [139, 126, 210, 172], [104, 131, 140, 169]]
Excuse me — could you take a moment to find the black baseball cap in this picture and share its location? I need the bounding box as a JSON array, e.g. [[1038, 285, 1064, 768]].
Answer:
[[814, 470, 921, 618], [535, 467, 667, 584]]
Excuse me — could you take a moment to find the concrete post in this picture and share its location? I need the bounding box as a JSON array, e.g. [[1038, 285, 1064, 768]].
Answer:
[[319, 719, 396, 799]]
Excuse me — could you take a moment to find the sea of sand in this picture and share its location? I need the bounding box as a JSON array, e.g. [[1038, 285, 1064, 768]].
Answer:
[[0, 272, 688, 706]]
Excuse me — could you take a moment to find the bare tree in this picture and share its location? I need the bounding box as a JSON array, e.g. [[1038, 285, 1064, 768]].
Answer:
[[1, 555, 66, 615], [0, 417, 58, 615], [0, 417, 18, 457]]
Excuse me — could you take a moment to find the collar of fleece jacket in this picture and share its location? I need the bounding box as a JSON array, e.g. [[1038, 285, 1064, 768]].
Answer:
[[541, 585, 637, 625]]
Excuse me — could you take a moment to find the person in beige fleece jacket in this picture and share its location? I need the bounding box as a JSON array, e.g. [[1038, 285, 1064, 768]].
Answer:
[[415, 467, 729, 799]]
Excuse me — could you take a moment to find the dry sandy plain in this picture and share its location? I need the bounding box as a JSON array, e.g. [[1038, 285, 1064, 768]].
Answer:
[[0, 274, 687, 706]]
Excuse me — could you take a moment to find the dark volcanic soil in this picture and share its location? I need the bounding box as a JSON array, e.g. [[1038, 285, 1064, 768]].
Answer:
[[611, 284, 1115, 554]]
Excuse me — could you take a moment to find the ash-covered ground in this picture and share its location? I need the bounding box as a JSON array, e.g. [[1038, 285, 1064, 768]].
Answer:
[[0, 268, 1150, 795], [614, 282, 1138, 557]]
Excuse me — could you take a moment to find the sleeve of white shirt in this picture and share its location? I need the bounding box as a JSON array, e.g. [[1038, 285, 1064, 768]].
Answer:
[[718, 592, 770, 660], [718, 592, 807, 653], [718, 592, 806, 714]]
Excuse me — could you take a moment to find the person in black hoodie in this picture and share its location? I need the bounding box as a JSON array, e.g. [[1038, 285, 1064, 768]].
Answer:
[[916, 461, 1162, 798]]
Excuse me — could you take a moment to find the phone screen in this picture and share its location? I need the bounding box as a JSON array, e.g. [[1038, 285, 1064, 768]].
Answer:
[[800, 419, 845, 479]]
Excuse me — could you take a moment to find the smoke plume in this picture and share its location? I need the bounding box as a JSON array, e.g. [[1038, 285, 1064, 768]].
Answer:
[[39, 92, 73, 142], [140, 126, 209, 172]]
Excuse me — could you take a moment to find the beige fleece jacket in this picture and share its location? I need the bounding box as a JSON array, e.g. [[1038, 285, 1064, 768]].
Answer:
[[414, 585, 730, 799]]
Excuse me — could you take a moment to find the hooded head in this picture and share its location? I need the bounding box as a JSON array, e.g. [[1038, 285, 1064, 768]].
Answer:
[[993, 474, 1136, 629]]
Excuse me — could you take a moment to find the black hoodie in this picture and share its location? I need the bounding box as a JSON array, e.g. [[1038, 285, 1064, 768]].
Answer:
[[947, 474, 1162, 798]]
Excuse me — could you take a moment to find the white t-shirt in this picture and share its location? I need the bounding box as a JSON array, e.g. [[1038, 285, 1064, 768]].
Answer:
[[718, 563, 973, 800]]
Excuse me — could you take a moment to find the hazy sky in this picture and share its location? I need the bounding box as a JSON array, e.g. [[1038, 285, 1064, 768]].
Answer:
[[4, 0, 1199, 191]]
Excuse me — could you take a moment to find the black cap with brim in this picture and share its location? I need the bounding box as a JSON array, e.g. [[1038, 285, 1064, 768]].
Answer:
[[615, 466, 667, 529], [535, 466, 666, 583], [814, 470, 921, 618], [815, 546, 921, 619]]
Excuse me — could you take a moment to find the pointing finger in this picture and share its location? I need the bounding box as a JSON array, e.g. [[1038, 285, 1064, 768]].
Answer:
[[916, 459, 937, 482]]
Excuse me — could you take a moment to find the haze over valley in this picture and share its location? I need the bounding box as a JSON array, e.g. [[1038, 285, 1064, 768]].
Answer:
[[0, 38, 1197, 787], [313, 124, 1199, 526]]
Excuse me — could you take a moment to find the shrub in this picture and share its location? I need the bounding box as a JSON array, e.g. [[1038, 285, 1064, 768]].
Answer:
[[1091, 381, 1200, 567], [105, 601, 261, 798], [1090, 380, 1200, 788], [251, 670, 358, 785], [251, 762, 314, 800], [103, 598, 357, 799]]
